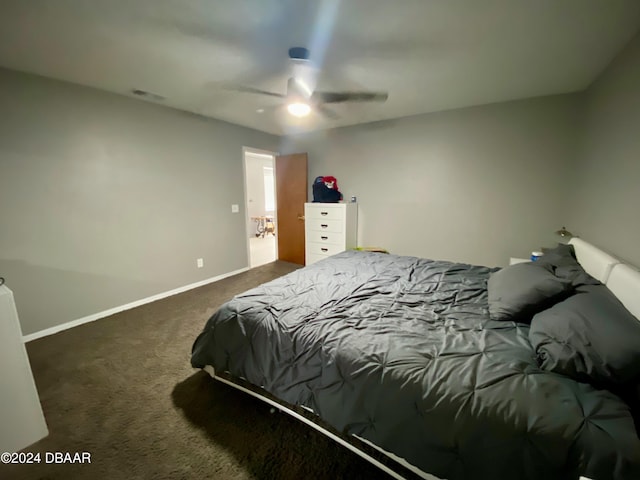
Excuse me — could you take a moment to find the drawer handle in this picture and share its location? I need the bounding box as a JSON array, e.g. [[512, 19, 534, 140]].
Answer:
[[321, 248, 328, 252], [321, 236, 328, 240], [320, 224, 328, 228], [320, 211, 328, 216]]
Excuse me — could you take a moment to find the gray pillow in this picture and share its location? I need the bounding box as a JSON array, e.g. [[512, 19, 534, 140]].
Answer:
[[530, 284, 640, 386], [537, 243, 600, 287], [487, 263, 572, 321]]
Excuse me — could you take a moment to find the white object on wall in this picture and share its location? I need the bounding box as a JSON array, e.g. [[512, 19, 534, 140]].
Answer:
[[0, 285, 48, 452]]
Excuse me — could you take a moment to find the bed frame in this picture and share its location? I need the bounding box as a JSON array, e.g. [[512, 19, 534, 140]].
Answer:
[[203, 238, 640, 480], [204, 366, 436, 480], [569, 237, 640, 320]]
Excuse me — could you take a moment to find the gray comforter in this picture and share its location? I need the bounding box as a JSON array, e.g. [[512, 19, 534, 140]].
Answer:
[[191, 251, 640, 480]]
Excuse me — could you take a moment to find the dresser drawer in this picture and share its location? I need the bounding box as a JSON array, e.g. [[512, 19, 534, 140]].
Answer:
[[305, 204, 345, 221], [306, 242, 345, 257], [306, 252, 330, 265], [306, 218, 343, 233], [305, 230, 345, 246]]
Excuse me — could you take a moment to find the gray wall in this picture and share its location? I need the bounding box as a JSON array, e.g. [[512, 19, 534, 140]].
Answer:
[[567, 33, 640, 266], [284, 95, 583, 267], [5, 32, 638, 337], [0, 68, 278, 335]]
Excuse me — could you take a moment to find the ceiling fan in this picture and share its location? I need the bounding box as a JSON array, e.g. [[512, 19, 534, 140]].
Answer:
[[227, 47, 388, 119]]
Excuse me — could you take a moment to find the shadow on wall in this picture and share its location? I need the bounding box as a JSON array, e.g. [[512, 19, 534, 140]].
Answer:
[[0, 258, 167, 336]]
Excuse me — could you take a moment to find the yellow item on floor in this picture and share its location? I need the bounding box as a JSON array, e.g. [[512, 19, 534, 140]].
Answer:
[[251, 216, 276, 238]]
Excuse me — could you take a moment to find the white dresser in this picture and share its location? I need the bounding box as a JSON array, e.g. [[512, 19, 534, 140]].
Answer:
[[305, 202, 357, 265]]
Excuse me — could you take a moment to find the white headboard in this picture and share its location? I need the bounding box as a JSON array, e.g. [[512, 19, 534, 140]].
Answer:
[[606, 264, 640, 321], [568, 238, 619, 283], [565, 238, 639, 321]]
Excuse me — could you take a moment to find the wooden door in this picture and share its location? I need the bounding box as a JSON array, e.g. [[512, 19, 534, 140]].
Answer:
[[275, 153, 308, 265]]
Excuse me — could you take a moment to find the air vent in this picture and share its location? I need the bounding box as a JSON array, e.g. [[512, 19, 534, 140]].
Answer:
[[131, 89, 165, 101]]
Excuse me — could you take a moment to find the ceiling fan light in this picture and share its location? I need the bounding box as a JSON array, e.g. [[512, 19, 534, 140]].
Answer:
[[287, 102, 311, 117]]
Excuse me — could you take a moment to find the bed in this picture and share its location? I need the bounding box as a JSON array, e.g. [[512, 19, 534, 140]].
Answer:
[[191, 238, 640, 480]]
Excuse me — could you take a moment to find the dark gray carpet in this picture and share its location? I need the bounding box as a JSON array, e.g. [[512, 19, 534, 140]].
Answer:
[[1, 261, 393, 480]]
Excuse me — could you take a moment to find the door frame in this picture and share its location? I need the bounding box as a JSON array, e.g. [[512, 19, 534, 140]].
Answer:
[[242, 146, 279, 268]]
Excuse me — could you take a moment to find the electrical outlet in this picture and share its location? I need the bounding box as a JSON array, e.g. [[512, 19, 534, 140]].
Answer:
[[231, 204, 239, 213], [196, 258, 204, 268]]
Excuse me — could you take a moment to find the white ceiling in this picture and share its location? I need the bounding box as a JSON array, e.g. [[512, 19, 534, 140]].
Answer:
[[0, 0, 639, 136]]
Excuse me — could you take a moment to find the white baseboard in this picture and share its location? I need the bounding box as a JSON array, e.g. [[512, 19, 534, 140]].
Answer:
[[22, 267, 250, 343]]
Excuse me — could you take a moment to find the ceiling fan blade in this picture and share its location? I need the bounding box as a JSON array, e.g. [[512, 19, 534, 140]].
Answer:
[[225, 84, 285, 98], [316, 104, 340, 120], [312, 91, 388, 104]]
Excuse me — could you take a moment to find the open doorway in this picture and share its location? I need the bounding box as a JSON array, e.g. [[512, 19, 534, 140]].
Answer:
[[243, 148, 277, 267]]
